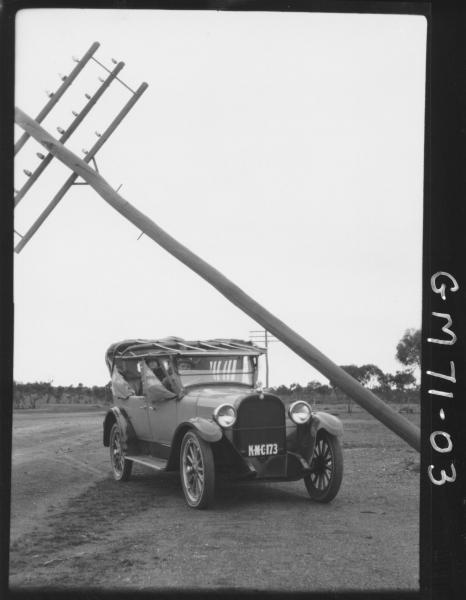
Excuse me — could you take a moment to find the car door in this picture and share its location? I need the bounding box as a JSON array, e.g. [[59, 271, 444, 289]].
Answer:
[[123, 394, 152, 442], [141, 360, 178, 455], [111, 365, 152, 441], [147, 397, 177, 448]]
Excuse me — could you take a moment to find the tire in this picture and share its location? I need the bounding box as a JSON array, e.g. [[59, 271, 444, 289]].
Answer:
[[180, 430, 215, 509], [304, 431, 343, 503], [109, 423, 133, 481]]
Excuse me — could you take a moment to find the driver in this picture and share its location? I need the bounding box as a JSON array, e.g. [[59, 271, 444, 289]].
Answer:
[[178, 359, 193, 371], [177, 358, 208, 386], [147, 358, 165, 382], [146, 358, 174, 392]]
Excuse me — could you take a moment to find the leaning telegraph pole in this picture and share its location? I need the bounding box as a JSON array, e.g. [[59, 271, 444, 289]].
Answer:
[[14, 44, 420, 452], [14, 42, 148, 249]]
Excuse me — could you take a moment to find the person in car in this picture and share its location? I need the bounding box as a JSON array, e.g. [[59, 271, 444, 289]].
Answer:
[[142, 359, 176, 399], [177, 358, 209, 386], [147, 359, 165, 382], [146, 358, 176, 393], [178, 359, 193, 371]]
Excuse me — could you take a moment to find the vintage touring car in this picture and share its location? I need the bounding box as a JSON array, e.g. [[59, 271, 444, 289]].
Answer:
[[103, 337, 343, 509]]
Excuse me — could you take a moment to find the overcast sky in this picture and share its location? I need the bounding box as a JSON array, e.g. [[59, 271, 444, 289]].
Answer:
[[14, 9, 427, 388]]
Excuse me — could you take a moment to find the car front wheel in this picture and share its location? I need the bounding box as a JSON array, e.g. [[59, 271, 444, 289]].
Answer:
[[180, 430, 215, 509], [304, 431, 343, 502], [109, 423, 133, 481]]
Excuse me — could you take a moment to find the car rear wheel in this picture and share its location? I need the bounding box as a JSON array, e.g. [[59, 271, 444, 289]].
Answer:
[[180, 430, 215, 509], [109, 423, 133, 481], [304, 431, 343, 502]]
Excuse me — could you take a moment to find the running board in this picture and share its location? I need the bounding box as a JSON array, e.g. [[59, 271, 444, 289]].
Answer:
[[126, 455, 168, 471]]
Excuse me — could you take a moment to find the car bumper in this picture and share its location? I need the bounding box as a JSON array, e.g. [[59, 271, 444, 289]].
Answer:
[[241, 451, 309, 481]]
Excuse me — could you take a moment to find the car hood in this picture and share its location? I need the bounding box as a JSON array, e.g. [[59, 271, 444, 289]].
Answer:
[[183, 385, 255, 416]]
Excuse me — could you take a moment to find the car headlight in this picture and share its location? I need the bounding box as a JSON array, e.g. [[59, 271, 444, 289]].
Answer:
[[213, 404, 237, 428], [288, 400, 312, 425]]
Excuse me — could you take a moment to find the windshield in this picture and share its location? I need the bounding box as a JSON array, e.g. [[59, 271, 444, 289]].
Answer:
[[176, 355, 255, 387]]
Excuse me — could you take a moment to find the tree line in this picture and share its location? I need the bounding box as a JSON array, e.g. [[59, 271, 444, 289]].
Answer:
[[13, 328, 421, 409], [13, 381, 112, 409], [269, 328, 421, 403]]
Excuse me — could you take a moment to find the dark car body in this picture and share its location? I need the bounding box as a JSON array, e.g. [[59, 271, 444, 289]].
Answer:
[[103, 337, 343, 508]]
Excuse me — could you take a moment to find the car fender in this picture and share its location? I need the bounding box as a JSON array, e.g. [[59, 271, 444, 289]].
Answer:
[[185, 417, 223, 443], [166, 418, 223, 471], [311, 411, 343, 437], [103, 406, 135, 448]]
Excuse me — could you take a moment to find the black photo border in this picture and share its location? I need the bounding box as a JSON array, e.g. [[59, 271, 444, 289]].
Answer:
[[1, 1, 465, 599]]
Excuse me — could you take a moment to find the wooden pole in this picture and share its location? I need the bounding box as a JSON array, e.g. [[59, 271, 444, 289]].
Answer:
[[15, 61, 125, 207], [14, 42, 100, 156], [15, 83, 148, 253], [14, 107, 421, 451]]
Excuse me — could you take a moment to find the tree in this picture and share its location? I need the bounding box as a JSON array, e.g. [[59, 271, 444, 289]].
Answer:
[[339, 364, 361, 382], [289, 383, 303, 398], [336, 364, 386, 413], [317, 384, 332, 396], [305, 380, 323, 394], [273, 384, 290, 396], [339, 364, 384, 389], [391, 370, 416, 391], [396, 328, 421, 370], [375, 371, 393, 392], [304, 380, 332, 405], [359, 364, 385, 389], [336, 365, 360, 413]]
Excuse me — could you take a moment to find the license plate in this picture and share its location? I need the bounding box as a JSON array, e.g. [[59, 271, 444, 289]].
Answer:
[[248, 443, 279, 457]]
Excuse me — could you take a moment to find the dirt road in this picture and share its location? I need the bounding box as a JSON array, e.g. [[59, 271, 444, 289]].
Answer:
[[9, 405, 420, 591]]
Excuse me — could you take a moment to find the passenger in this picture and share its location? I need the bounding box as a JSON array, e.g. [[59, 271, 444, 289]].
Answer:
[[147, 358, 165, 383], [177, 358, 207, 386], [161, 365, 177, 393], [178, 359, 192, 371]]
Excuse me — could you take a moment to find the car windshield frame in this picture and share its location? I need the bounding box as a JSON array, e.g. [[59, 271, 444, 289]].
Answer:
[[175, 355, 256, 388]]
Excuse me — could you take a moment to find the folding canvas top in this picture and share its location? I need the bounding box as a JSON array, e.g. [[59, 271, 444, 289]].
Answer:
[[105, 337, 266, 372]]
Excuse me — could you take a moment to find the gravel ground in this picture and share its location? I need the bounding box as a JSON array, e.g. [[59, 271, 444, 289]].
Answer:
[[9, 404, 420, 592]]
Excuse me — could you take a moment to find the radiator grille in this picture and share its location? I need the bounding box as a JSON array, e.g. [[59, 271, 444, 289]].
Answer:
[[234, 394, 286, 456]]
